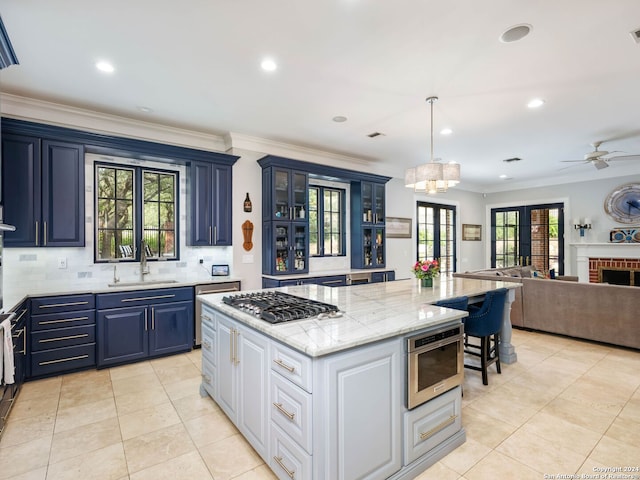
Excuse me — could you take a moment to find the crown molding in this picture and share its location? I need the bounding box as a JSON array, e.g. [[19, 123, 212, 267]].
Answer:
[[227, 131, 389, 171], [0, 93, 228, 153]]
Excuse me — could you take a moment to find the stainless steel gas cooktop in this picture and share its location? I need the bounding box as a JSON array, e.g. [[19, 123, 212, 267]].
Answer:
[[222, 291, 341, 324]]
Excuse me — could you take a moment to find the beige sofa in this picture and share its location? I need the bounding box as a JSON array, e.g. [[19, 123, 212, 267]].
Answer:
[[454, 267, 640, 350]]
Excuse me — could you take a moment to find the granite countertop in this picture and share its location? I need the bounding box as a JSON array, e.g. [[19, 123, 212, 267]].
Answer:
[[3, 274, 242, 312], [198, 276, 519, 357]]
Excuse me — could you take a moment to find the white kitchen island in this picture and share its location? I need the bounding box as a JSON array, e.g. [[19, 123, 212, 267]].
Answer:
[[198, 277, 518, 480]]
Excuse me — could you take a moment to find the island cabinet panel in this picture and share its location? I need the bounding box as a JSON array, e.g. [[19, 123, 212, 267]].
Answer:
[[1, 134, 85, 247], [318, 338, 402, 480], [29, 294, 96, 378], [215, 312, 270, 460], [96, 287, 193, 367]]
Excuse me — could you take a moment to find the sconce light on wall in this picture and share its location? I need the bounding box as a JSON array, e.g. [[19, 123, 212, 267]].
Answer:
[[573, 217, 592, 237]]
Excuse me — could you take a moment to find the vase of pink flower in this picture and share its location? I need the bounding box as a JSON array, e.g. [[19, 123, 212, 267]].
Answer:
[[413, 259, 439, 287]]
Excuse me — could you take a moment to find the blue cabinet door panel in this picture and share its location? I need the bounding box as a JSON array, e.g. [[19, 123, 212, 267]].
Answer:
[[213, 165, 232, 245], [97, 307, 148, 367], [189, 161, 213, 246], [41, 140, 85, 246], [1, 134, 41, 246], [149, 301, 193, 356]]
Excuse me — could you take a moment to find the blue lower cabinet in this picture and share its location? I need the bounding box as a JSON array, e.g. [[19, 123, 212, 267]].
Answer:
[[372, 270, 395, 283], [149, 301, 193, 357], [97, 307, 148, 367], [96, 288, 193, 368], [29, 295, 96, 378]]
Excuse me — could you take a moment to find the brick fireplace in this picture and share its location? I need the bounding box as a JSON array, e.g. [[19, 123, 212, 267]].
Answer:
[[588, 257, 640, 285], [572, 243, 640, 283]]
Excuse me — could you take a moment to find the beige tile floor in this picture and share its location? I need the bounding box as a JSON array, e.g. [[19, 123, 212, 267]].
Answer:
[[1, 328, 639, 480]]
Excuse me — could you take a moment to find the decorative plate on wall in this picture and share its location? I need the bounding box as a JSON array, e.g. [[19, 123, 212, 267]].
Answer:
[[609, 228, 640, 243], [604, 183, 640, 224]]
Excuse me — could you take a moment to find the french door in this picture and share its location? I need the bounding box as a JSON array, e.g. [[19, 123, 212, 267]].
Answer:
[[491, 203, 565, 275], [416, 202, 456, 275]]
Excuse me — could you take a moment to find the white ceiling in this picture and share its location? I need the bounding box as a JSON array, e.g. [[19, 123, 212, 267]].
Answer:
[[1, 0, 640, 192]]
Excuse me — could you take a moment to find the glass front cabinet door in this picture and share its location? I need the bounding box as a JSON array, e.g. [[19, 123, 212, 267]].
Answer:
[[271, 223, 308, 274], [361, 182, 385, 224], [362, 226, 385, 268], [271, 168, 308, 221]]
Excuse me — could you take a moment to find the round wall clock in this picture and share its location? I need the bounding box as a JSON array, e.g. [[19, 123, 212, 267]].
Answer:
[[604, 183, 640, 224]]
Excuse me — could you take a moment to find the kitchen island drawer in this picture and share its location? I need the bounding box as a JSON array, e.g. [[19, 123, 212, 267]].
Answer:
[[271, 341, 312, 393], [96, 287, 193, 309], [201, 357, 216, 399], [31, 294, 95, 315], [31, 325, 96, 352], [31, 344, 96, 377], [271, 371, 312, 454], [201, 322, 216, 365], [403, 386, 461, 465], [270, 424, 312, 480], [30, 310, 95, 331]]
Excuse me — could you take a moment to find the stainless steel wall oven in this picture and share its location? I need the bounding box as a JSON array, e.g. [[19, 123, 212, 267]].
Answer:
[[407, 323, 464, 409]]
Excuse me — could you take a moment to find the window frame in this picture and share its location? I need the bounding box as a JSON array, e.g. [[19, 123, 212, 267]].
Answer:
[[416, 201, 457, 275], [309, 184, 346, 257], [94, 161, 180, 263]]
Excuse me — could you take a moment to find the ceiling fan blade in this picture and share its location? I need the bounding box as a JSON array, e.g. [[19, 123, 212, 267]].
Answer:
[[607, 154, 640, 161], [560, 159, 590, 163]]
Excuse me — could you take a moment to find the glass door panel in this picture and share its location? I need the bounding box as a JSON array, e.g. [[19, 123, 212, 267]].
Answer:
[[363, 227, 373, 266], [416, 202, 456, 275], [274, 224, 289, 272], [292, 171, 307, 220], [374, 227, 385, 266], [362, 183, 373, 223], [274, 170, 290, 220], [373, 183, 385, 224], [292, 224, 307, 272]]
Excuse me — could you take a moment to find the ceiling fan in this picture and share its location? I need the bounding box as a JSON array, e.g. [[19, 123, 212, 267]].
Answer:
[[561, 141, 640, 170]]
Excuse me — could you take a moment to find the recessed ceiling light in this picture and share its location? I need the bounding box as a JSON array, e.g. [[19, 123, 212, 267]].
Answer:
[[440, 128, 453, 135], [332, 116, 347, 123], [137, 106, 153, 113], [527, 98, 545, 109], [261, 58, 277, 72], [95, 61, 115, 73], [500, 24, 532, 43], [499, 174, 509, 179]]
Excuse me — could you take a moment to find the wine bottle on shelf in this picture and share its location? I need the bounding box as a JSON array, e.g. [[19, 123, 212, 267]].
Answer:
[[243, 193, 252, 212]]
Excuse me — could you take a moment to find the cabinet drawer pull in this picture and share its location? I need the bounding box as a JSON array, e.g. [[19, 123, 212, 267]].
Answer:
[[199, 287, 239, 295], [202, 340, 212, 350], [273, 456, 295, 479], [35, 220, 39, 246], [273, 402, 295, 421], [121, 294, 175, 303], [201, 314, 213, 323], [201, 373, 212, 385], [15, 308, 28, 322], [273, 358, 296, 373], [144, 310, 148, 331], [151, 307, 155, 330], [44, 221, 47, 246], [39, 333, 89, 343], [321, 280, 343, 285], [38, 301, 89, 309], [39, 354, 89, 366], [12, 328, 24, 339], [38, 316, 89, 326], [419, 415, 458, 440]]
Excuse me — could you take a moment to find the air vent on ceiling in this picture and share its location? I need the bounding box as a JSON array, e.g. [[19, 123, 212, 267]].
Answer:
[[367, 132, 385, 138], [631, 27, 640, 44], [503, 157, 522, 163]]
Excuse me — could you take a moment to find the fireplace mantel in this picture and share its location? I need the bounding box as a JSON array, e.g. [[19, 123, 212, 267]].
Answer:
[[572, 243, 640, 282]]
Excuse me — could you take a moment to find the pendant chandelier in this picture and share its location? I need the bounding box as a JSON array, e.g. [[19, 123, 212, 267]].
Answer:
[[405, 96, 460, 194]]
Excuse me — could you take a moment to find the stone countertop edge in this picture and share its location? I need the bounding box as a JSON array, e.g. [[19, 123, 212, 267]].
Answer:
[[195, 278, 508, 357], [3, 276, 242, 313], [262, 267, 396, 280]]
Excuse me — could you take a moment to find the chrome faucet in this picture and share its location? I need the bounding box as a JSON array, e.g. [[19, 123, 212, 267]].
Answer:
[[113, 264, 120, 284], [140, 239, 150, 278]]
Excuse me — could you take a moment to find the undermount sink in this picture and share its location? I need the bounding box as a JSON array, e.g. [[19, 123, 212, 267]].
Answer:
[[108, 279, 179, 288]]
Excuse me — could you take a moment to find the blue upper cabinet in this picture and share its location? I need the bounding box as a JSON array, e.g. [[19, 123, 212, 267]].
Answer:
[[262, 166, 308, 222], [188, 161, 233, 246], [2, 134, 85, 247]]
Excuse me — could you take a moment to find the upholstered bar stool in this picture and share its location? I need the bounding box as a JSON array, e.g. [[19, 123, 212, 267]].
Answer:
[[463, 288, 508, 385]]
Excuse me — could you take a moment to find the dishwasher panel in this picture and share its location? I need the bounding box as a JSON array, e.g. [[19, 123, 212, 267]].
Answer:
[[194, 282, 240, 346]]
